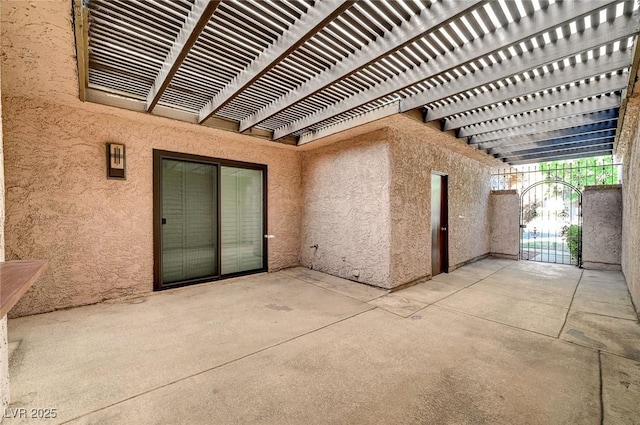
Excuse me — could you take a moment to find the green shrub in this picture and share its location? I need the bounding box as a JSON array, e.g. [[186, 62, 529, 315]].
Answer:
[[561, 224, 581, 262]]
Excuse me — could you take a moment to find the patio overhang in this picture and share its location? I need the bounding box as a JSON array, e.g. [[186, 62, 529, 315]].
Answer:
[[74, 0, 640, 164]]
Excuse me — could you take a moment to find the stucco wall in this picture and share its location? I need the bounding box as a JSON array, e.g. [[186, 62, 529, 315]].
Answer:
[[618, 96, 640, 314], [582, 185, 622, 270], [388, 118, 500, 288], [0, 9, 8, 414], [1, 0, 302, 317], [489, 190, 520, 259], [1, 0, 505, 311], [299, 129, 391, 287], [0, 317, 7, 418]]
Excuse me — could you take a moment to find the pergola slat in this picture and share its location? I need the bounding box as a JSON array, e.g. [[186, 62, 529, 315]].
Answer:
[[274, 2, 635, 140], [424, 49, 632, 123], [457, 95, 621, 137], [493, 133, 616, 158], [475, 119, 619, 149], [469, 109, 618, 143], [197, 0, 354, 123], [239, 0, 485, 132], [146, 0, 220, 112], [503, 142, 614, 164]]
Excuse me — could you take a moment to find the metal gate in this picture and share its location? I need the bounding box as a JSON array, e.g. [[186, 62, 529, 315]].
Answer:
[[520, 181, 582, 266], [491, 159, 622, 268]]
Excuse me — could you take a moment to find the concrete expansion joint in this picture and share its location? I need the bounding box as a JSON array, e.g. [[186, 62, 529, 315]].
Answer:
[[57, 307, 376, 425], [402, 263, 514, 319], [558, 270, 583, 338], [598, 350, 604, 425]]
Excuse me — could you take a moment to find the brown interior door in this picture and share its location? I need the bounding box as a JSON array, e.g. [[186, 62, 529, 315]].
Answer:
[[431, 174, 449, 276]]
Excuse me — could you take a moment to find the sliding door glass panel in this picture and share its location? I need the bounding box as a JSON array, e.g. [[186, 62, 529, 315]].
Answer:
[[221, 167, 264, 274], [162, 159, 218, 284]]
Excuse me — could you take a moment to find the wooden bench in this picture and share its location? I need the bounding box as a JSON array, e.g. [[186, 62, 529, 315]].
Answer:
[[0, 260, 48, 317]]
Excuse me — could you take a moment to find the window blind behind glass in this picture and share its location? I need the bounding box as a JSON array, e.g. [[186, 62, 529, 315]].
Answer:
[[221, 167, 264, 274], [162, 160, 217, 283]]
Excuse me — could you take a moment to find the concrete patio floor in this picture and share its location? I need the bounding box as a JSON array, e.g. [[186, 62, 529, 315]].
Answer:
[[5, 259, 640, 424]]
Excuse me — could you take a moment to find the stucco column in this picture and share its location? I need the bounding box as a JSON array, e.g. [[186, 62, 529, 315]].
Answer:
[[489, 190, 519, 260], [582, 185, 622, 270]]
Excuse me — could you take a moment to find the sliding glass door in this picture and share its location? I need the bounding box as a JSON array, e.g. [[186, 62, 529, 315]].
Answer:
[[154, 151, 267, 290], [161, 160, 218, 284], [221, 167, 264, 275]]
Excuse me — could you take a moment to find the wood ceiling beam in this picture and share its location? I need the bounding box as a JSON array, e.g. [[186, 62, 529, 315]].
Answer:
[[469, 109, 618, 143], [273, 0, 633, 140], [476, 119, 618, 149], [239, 0, 485, 133], [197, 0, 354, 124], [492, 131, 617, 157], [146, 0, 221, 112], [424, 49, 632, 124], [443, 77, 626, 130], [457, 96, 620, 137], [504, 143, 614, 164]]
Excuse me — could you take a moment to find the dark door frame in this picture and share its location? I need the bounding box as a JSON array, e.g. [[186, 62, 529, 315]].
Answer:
[[431, 172, 449, 275], [153, 149, 268, 291]]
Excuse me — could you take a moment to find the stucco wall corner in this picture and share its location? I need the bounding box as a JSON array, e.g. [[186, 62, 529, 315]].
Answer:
[[388, 117, 496, 288], [299, 130, 393, 288]]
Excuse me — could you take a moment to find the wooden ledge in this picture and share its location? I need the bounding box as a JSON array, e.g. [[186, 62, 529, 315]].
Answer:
[[0, 260, 48, 317]]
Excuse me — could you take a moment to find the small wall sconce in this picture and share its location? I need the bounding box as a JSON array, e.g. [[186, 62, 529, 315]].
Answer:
[[107, 143, 126, 179]]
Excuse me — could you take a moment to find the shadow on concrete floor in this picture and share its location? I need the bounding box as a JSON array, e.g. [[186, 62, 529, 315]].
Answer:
[[6, 259, 640, 424]]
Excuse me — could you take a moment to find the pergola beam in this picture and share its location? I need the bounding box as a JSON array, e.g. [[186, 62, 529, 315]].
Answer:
[[146, 0, 220, 112], [404, 14, 637, 115], [198, 0, 354, 124], [504, 143, 614, 164], [424, 48, 633, 123], [297, 102, 400, 145], [476, 120, 619, 149], [492, 131, 617, 157], [468, 109, 618, 144], [457, 96, 620, 137], [274, 2, 635, 140], [500, 138, 615, 159], [508, 148, 614, 165], [443, 77, 626, 131], [239, 0, 485, 133]]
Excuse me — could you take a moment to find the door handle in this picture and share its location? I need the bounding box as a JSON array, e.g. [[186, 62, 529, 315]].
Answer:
[[441, 227, 447, 231]]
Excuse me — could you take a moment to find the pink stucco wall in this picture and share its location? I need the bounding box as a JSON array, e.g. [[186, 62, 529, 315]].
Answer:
[[0, 11, 9, 411], [389, 118, 499, 287], [618, 95, 640, 314], [300, 128, 392, 287], [1, 0, 302, 316], [299, 116, 502, 290], [2, 0, 505, 313]]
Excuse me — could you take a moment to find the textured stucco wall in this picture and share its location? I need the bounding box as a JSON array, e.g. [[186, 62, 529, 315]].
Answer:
[[489, 190, 519, 259], [0, 317, 7, 416], [299, 129, 391, 287], [582, 186, 622, 270], [388, 118, 500, 288], [0, 8, 8, 414], [1, 0, 302, 317], [617, 96, 640, 314]]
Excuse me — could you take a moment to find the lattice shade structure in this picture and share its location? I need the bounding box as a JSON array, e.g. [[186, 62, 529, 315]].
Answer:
[[75, 0, 640, 164]]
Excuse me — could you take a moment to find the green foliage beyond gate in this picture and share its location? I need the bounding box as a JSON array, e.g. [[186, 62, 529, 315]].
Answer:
[[561, 224, 581, 261]]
